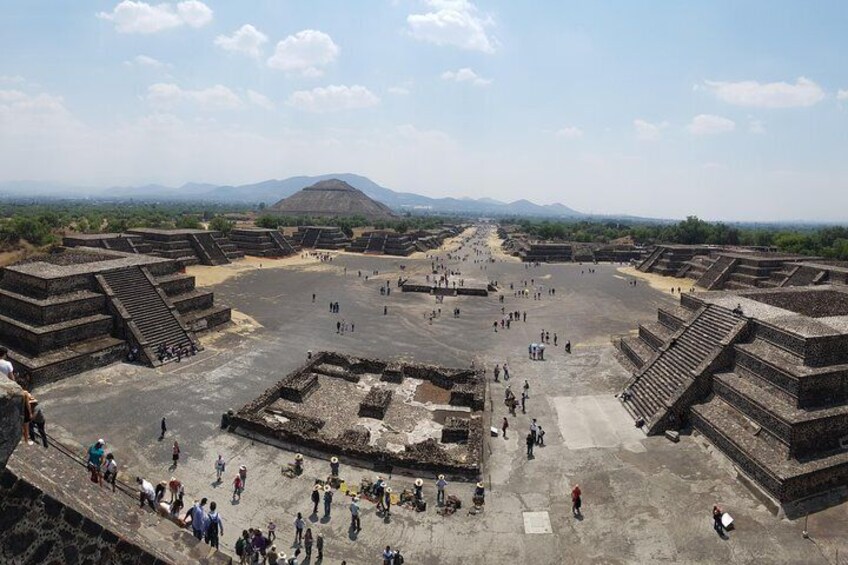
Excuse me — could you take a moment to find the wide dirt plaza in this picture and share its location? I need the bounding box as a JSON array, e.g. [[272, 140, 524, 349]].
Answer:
[[25, 226, 847, 564]]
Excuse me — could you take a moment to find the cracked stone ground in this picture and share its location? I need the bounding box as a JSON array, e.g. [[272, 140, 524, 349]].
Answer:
[[25, 228, 847, 564]]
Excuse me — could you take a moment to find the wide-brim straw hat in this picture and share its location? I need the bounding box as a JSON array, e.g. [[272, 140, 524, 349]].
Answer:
[[330, 456, 339, 464], [438, 474, 445, 480], [324, 485, 331, 492], [414, 479, 424, 487], [385, 487, 392, 494], [476, 482, 484, 489], [295, 453, 304, 461], [313, 484, 321, 491]]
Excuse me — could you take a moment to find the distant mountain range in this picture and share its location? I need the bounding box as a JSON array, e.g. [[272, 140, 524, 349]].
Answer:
[[0, 174, 586, 218]]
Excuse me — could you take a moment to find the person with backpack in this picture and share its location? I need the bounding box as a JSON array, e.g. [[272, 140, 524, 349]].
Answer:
[[235, 530, 249, 564], [205, 501, 223, 549]]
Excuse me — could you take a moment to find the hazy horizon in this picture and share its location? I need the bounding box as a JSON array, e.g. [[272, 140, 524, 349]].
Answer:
[[2, 1, 847, 222]]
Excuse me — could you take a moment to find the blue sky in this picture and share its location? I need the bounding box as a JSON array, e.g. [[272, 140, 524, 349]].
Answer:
[[1, 1, 847, 221]]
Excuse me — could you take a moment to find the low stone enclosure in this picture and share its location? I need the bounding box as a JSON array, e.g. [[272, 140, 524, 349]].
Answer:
[[229, 352, 485, 478], [0, 247, 230, 386], [617, 284, 848, 506], [65, 228, 244, 267], [400, 277, 491, 296]]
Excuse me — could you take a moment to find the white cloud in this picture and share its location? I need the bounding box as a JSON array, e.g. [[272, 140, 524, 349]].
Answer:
[[247, 90, 274, 110], [98, 0, 212, 34], [286, 85, 379, 113], [0, 75, 26, 85], [407, 0, 497, 53], [688, 114, 735, 136], [267, 30, 339, 76], [633, 119, 668, 141], [388, 86, 410, 95], [124, 54, 167, 68], [440, 67, 491, 86], [748, 118, 766, 134], [555, 126, 583, 139], [397, 124, 455, 147], [215, 24, 268, 58], [703, 77, 825, 108], [838, 89, 848, 101], [146, 83, 242, 110]]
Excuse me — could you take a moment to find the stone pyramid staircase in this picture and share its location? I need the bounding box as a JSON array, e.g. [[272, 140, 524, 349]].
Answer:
[[269, 230, 298, 255], [696, 255, 737, 290], [188, 232, 229, 265], [301, 228, 320, 248], [621, 304, 747, 434], [98, 267, 195, 366], [365, 233, 387, 254], [638, 246, 665, 272]]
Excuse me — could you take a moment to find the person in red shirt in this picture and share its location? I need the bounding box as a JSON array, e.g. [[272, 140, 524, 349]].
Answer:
[[571, 485, 582, 517]]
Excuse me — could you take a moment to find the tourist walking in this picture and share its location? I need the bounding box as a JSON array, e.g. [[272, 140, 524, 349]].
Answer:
[[503, 363, 510, 380], [304, 528, 313, 558], [521, 391, 527, 414], [350, 496, 361, 531], [316, 533, 324, 560], [311, 484, 321, 515], [160, 417, 167, 440], [526, 432, 534, 458], [171, 440, 180, 468], [103, 453, 118, 492], [436, 474, 447, 506], [530, 419, 538, 443], [205, 501, 223, 549], [267, 520, 276, 542], [536, 425, 545, 446], [186, 498, 208, 540], [239, 464, 247, 488], [383, 546, 395, 565], [323, 485, 333, 516], [294, 512, 305, 543], [502, 417, 509, 439], [493, 364, 500, 381], [87, 439, 105, 486], [29, 399, 47, 448], [571, 485, 582, 517], [713, 505, 725, 536], [232, 473, 243, 501], [215, 454, 225, 483]]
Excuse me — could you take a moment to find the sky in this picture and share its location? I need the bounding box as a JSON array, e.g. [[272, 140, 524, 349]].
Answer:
[[1, 1, 847, 221]]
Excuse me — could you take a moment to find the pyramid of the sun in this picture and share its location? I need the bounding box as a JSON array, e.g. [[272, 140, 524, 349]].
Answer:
[[269, 178, 397, 220]]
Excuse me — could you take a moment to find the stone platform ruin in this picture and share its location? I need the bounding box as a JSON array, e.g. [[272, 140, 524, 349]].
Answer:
[[229, 352, 485, 477], [617, 285, 848, 505], [228, 227, 300, 257], [0, 247, 230, 386], [65, 228, 244, 267]]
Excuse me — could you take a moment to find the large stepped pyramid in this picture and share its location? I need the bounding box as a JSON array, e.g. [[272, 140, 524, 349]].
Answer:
[[617, 285, 848, 506], [0, 247, 230, 385]]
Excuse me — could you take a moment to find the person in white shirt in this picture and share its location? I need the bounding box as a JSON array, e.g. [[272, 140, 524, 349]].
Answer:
[[137, 477, 156, 509], [0, 347, 15, 381]]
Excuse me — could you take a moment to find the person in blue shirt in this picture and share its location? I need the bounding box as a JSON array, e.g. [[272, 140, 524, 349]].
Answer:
[[87, 439, 105, 486]]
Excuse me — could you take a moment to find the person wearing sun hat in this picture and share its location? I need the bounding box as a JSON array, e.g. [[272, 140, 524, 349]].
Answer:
[[413, 478, 424, 502], [323, 483, 333, 517], [330, 456, 340, 477], [383, 487, 392, 516], [311, 483, 321, 515], [436, 474, 447, 506]]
